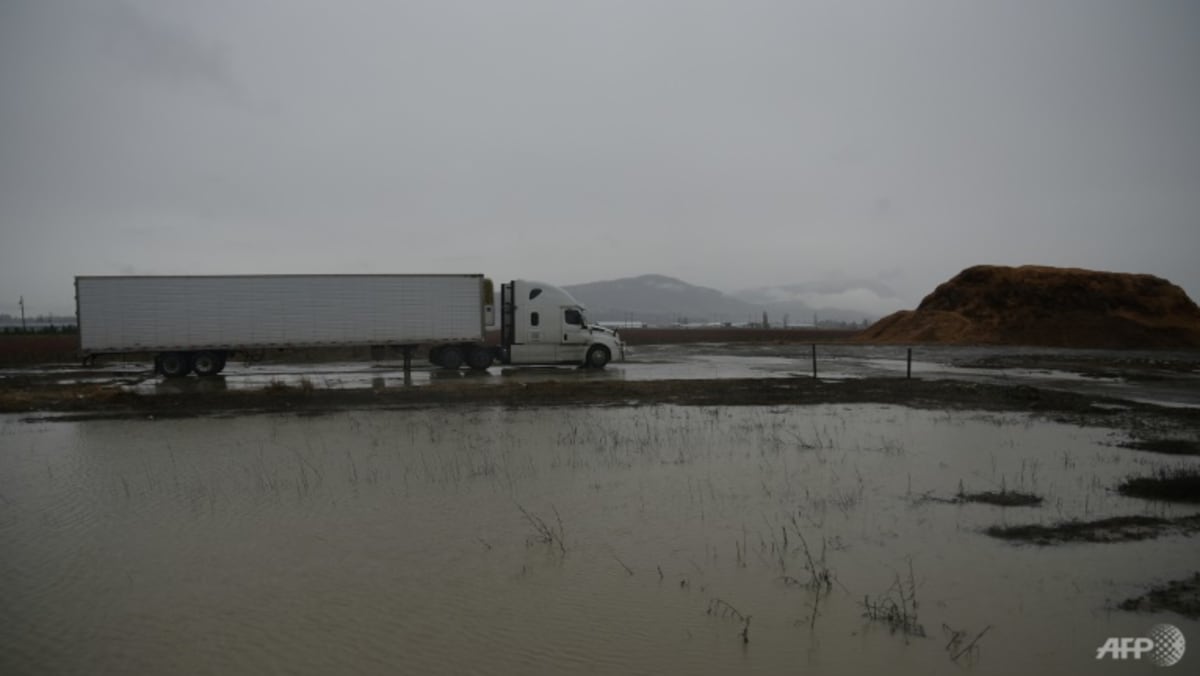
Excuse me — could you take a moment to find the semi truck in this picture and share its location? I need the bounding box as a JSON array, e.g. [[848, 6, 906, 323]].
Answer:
[[75, 274, 625, 377]]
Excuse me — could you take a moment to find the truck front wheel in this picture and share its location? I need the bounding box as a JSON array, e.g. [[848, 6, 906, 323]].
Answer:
[[584, 345, 610, 369], [158, 352, 193, 378]]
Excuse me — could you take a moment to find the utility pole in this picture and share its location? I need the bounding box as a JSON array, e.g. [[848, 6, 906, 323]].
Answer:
[[19, 296, 26, 331]]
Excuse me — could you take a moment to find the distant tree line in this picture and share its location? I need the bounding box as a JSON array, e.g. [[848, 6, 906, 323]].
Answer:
[[1, 325, 78, 335], [817, 319, 872, 329], [0, 312, 77, 333]]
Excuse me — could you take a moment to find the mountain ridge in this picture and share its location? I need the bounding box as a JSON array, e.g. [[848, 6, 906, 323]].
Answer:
[[563, 274, 877, 326]]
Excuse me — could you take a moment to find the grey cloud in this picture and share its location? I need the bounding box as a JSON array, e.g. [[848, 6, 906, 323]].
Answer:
[[1, 0, 1198, 316], [96, 1, 239, 94]]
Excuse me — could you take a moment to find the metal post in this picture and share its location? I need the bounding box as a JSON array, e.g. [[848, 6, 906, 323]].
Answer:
[[906, 347, 912, 379], [811, 343, 817, 379], [19, 296, 26, 331]]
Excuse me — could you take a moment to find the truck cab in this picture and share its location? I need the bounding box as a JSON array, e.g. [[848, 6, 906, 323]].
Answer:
[[501, 280, 625, 368]]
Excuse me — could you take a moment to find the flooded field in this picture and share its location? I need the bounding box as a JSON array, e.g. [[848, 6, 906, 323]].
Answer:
[[2, 404, 1197, 674], [6, 343, 1198, 409]]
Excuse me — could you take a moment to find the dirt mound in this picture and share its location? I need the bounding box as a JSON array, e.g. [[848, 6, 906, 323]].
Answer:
[[859, 265, 1200, 348]]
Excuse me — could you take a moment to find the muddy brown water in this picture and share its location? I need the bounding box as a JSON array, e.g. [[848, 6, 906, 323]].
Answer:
[[2, 405, 1198, 675]]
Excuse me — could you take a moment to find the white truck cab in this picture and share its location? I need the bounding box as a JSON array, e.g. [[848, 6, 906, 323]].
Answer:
[[501, 280, 625, 368]]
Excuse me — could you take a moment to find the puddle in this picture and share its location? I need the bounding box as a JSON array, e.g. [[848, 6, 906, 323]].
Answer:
[[2, 405, 1198, 674]]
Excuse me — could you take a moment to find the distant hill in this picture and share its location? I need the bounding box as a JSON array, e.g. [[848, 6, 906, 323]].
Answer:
[[732, 281, 885, 324], [564, 274, 874, 326], [565, 275, 761, 325], [858, 265, 1200, 348]]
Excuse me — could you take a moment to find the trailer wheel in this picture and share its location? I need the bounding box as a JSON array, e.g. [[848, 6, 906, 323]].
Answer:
[[466, 346, 494, 371], [158, 352, 193, 378], [585, 345, 610, 369], [439, 346, 464, 370], [193, 351, 224, 377], [427, 347, 443, 367]]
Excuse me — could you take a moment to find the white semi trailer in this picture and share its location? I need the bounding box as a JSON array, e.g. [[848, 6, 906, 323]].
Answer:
[[75, 274, 624, 377]]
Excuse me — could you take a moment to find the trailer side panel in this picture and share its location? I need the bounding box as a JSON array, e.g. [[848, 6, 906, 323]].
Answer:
[[76, 275, 484, 353]]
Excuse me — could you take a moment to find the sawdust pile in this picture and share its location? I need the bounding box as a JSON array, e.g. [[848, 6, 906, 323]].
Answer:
[[859, 265, 1200, 348]]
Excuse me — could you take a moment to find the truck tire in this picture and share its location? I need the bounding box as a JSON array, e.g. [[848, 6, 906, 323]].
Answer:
[[158, 352, 193, 378], [466, 346, 494, 371], [428, 346, 443, 367], [585, 345, 610, 369], [192, 351, 224, 377], [439, 346, 464, 370]]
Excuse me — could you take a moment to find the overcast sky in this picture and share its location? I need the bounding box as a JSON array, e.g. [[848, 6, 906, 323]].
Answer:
[[2, 0, 1197, 317]]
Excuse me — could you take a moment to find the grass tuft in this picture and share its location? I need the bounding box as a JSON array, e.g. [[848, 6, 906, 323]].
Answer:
[[985, 513, 1200, 545], [861, 560, 925, 639], [1118, 572, 1200, 620], [1119, 439, 1200, 456], [706, 598, 752, 643], [1117, 467, 1200, 503], [957, 490, 1043, 507], [516, 503, 567, 555]]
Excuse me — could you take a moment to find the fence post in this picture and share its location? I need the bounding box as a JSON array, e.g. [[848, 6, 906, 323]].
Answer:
[[906, 347, 912, 380], [811, 343, 817, 379]]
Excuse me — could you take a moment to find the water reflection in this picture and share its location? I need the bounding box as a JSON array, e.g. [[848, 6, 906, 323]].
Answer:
[[428, 368, 494, 381], [496, 365, 627, 381], [154, 375, 228, 394]]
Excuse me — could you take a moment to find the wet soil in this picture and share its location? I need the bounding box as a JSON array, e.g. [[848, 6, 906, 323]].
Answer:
[[1119, 573, 1200, 620], [984, 514, 1200, 545], [0, 333, 77, 366]]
